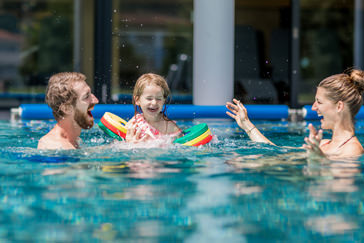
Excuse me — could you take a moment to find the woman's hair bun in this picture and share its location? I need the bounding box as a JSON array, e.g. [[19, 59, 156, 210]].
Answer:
[[349, 69, 364, 93]]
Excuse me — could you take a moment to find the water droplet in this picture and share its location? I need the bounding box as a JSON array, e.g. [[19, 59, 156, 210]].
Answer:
[[136, 65, 139, 69], [301, 57, 310, 68], [113, 9, 117, 13]]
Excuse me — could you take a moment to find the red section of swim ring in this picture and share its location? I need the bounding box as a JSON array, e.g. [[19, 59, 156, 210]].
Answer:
[[192, 135, 213, 146], [101, 117, 126, 139]]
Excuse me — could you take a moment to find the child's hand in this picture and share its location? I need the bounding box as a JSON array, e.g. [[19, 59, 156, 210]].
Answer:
[[125, 120, 150, 143]]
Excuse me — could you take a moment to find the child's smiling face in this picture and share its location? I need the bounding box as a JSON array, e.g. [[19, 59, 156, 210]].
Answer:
[[135, 84, 165, 120]]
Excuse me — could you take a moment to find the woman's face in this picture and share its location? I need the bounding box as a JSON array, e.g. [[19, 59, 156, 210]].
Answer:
[[311, 87, 338, 130]]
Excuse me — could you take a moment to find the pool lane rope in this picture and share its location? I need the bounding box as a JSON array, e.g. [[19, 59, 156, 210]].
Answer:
[[98, 112, 212, 146]]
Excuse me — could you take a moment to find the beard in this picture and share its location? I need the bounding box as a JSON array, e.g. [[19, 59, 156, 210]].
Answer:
[[74, 107, 94, 129]]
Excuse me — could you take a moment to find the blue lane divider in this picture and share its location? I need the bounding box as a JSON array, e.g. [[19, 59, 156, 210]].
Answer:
[[303, 105, 318, 120], [304, 105, 364, 120], [18, 104, 289, 120]]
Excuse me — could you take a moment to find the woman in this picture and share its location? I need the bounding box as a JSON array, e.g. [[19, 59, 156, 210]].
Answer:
[[226, 69, 364, 159]]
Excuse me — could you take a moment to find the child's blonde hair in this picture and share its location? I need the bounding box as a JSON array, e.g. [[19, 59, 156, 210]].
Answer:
[[132, 73, 171, 118]]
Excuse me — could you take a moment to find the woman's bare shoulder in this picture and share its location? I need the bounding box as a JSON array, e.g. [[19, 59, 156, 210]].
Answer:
[[319, 139, 331, 146], [332, 139, 364, 159]]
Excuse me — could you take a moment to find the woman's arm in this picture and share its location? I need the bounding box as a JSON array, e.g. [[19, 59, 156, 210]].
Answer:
[[226, 99, 275, 145]]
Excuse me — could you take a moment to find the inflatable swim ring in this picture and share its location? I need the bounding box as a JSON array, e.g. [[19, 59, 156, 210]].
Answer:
[[98, 113, 213, 146], [173, 123, 212, 146], [98, 112, 127, 141]]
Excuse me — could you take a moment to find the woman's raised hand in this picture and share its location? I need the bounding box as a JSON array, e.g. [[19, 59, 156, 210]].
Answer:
[[303, 123, 325, 158], [226, 98, 275, 145], [226, 98, 250, 130]]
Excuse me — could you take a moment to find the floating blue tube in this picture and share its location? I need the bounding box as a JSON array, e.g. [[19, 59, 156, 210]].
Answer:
[[304, 105, 364, 120], [303, 105, 319, 120], [20, 104, 53, 120], [242, 105, 289, 120], [18, 104, 289, 120]]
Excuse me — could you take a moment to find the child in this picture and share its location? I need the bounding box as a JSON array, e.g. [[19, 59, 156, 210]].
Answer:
[[125, 73, 181, 143]]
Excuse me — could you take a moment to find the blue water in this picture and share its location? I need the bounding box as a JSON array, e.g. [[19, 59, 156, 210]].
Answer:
[[1, 119, 364, 241]]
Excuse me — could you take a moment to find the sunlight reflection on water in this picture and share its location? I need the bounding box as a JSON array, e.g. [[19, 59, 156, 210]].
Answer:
[[1, 119, 364, 241]]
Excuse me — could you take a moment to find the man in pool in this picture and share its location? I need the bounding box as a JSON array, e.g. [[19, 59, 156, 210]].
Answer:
[[37, 72, 99, 150]]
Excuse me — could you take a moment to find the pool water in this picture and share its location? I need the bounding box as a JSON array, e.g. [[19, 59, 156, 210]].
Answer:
[[1, 119, 364, 241]]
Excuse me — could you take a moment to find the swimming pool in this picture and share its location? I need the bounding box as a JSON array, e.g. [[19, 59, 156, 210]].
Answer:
[[1, 118, 364, 241]]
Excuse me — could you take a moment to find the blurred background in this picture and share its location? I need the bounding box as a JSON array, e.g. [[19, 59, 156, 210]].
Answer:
[[0, 0, 360, 114]]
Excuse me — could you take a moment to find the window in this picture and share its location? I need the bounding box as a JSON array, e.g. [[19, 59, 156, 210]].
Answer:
[[111, 0, 193, 103]]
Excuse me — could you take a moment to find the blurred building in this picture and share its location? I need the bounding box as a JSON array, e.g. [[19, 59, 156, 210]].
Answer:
[[0, 0, 361, 109]]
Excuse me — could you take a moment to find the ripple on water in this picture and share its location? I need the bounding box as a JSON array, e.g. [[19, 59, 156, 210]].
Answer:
[[0, 119, 364, 241]]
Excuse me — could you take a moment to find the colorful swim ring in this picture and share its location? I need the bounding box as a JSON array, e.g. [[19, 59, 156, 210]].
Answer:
[[98, 112, 127, 141], [99, 113, 212, 146], [173, 123, 213, 146]]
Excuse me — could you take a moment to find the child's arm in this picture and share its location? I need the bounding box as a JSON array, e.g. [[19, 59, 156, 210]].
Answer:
[[166, 120, 182, 136]]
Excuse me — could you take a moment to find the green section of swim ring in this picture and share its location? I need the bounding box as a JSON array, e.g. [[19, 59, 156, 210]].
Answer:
[[98, 121, 123, 141], [173, 123, 209, 144]]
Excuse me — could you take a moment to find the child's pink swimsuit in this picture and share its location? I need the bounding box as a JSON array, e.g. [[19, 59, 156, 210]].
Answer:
[[134, 114, 181, 138]]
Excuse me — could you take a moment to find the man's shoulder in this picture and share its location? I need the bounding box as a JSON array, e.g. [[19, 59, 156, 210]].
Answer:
[[38, 133, 59, 149], [38, 133, 73, 150]]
